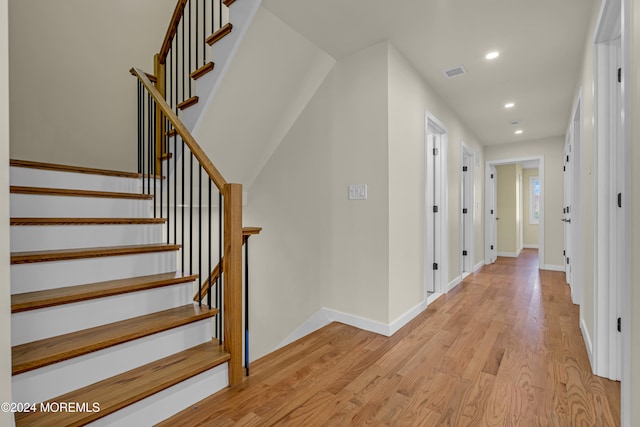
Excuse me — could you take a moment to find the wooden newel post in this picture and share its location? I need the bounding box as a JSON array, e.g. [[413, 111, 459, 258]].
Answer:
[[223, 183, 243, 386], [153, 54, 166, 174]]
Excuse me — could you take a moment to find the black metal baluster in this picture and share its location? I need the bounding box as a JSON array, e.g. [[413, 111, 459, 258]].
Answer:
[[137, 83, 141, 175], [198, 165, 202, 307], [208, 178, 212, 309], [165, 119, 169, 244], [174, 134, 177, 246], [245, 238, 249, 376], [188, 0, 192, 98], [218, 191, 223, 339], [195, 0, 199, 68], [190, 151, 194, 278], [181, 140, 185, 273], [152, 100, 157, 217], [147, 94, 152, 201]]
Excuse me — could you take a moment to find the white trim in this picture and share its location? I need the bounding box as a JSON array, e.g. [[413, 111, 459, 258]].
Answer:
[[581, 317, 594, 369], [447, 275, 462, 292], [474, 261, 485, 272], [541, 264, 565, 272], [497, 251, 521, 258], [427, 292, 443, 305], [424, 112, 449, 296], [278, 300, 430, 349], [523, 244, 539, 249]]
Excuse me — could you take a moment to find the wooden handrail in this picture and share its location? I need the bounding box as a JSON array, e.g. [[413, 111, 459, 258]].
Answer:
[[158, 0, 188, 65], [130, 67, 227, 192], [193, 227, 262, 302]]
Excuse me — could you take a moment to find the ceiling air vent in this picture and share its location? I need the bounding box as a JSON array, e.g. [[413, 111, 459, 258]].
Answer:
[[443, 65, 467, 79]]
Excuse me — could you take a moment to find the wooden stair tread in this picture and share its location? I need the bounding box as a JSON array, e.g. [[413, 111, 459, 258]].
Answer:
[[191, 62, 215, 80], [11, 243, 181, 265], [176, 96, 199, 110], [206, 23, 233, 46], [10, 186, 152, 200], [14, 340, 229, 427], [12, 304, 218, 375], [10, 159, 141, 179], [10, 217, 166, 226], [12, 272, 198, 313]]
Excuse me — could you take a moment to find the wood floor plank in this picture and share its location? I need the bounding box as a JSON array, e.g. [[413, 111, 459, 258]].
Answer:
[[12, 304, 217, 375], [157, 249, 620, 427]]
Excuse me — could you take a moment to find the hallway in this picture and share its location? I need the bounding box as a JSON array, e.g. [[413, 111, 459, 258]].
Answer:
[[161, 249, 620, 426]]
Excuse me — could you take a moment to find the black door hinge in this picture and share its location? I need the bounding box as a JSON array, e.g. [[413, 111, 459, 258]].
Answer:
[[490, 245, 494, 250], [462, 250, 468, 256], [566, 257, 570, 264], [462, 166, 468, 172], [491, 174, 494, 179], [566, 155, 570, 162], [433, 205, 439, 213], [462, 208, 468, 214], [433, 148, 438, 155], [490, 209, 494, 215], [563, 250, 566, 256], [566, 206, 570, 214], [618, 193, 622, 208], [618, 317, 622, 332], [563, 166, 566, 172], [618, 68, 622, 83], [433, 263, 439, 270]]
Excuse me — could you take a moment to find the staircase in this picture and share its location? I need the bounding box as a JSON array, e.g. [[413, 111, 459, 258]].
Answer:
[[9, 161, 232, 426], [9, 1, 262, 423]]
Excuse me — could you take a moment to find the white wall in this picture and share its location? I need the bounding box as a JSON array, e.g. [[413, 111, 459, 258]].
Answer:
[[387, 45, 485, 308], [1, 0, 14, 422], [246, 41, 487, 359], [485, 137, 565, 268], [9, 0, 175, 171]]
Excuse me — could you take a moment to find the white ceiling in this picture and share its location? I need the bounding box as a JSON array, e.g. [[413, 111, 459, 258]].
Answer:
[[262, 0, 597, 146]]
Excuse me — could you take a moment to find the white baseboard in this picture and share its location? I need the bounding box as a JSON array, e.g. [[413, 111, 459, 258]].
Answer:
[[523, 244, 539, 249], [497, 251, 519, 258], [541, 264, 565, 272], [427, 292, 442, 305], [474, 261, 484, 272], [580, 317, 594, 370], [278, 300, 429, 349], [447, 275, 462, 292]]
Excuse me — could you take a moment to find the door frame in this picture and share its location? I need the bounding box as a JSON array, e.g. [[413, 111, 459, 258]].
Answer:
[[485, 156, 544, 268], [593, 0, 626, 386], [424, 112, 448, 296], [460, 142, 474, 278]]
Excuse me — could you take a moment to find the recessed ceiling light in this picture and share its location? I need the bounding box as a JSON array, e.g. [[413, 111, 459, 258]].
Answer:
[[485, 51, 500, 60], [504, 102, 515, 108], [515, 130, 523, 134]]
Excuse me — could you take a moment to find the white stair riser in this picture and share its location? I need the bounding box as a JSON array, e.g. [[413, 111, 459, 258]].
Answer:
[[12, 282, 200, 345], [12, 319, 215, 404], [10, 194, 153, 218], [11, 252, 178, 293], [90, 364, 228, 427], [10, 167, 142, 193], [10, 224, 165, 252]]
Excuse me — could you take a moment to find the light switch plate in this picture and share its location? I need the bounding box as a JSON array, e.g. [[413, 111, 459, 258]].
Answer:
[[348, 184, 367, 200]]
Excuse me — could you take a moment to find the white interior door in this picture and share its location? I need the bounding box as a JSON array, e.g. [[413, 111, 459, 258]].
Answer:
[[563, 137, 573, 287], [461, 147, 474, 274], [486, 165, 497, 264]]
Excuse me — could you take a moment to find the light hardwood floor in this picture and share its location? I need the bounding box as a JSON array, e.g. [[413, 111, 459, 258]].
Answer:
[[159, 249, 620, 426]]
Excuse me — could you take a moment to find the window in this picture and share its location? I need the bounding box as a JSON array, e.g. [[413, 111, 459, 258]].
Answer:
[[529, 176, 540, 224]]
